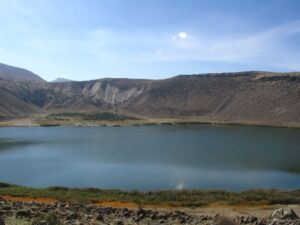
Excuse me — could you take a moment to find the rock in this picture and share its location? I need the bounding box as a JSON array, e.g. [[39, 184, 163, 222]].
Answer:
[[179, 217, 187, 224], [241, 216, 258, 223], [66, 212, 81, 220], [215, 217, 238, 225], [31, 220, 47, 225], [123, 211, 131, 218], [137, 208, 146, 216], [0, 217, 4, 225], [150, 213, 157, 220], [271, 208, 299, 220], [39, 207, 50, 213], [116, 221, 124, 225], [95, 214, 104, 221], [1, 207, 11, 211], [16, 210, 31, 218], [254, 218, 267, 225]]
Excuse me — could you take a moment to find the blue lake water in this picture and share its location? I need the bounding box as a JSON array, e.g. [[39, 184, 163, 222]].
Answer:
[[0, 125, 299, 190]]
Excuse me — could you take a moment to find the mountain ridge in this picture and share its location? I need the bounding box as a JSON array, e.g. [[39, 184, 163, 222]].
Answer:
[[0, 63, 45, 82], [0, 63, 299, 127]]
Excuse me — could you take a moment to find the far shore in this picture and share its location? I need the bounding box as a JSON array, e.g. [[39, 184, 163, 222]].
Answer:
[[0, 116, 299, 129]]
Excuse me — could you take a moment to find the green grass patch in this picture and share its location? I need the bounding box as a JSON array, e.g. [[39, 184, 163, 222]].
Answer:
[[48, 112, 139, 121]]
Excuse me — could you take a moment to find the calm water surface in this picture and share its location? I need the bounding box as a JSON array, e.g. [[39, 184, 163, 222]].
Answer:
[[0, 125, 299, 190]]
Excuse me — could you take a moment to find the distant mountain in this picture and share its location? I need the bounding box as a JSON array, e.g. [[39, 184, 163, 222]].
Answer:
[[0, 62, 299, 127], [0, 63, 45, 82], [51, 78, 73, 83]]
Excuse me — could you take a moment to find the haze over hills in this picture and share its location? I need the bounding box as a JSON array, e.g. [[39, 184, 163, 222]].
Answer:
[[51, 78, 74, 83], [0, 62, 299, 127]]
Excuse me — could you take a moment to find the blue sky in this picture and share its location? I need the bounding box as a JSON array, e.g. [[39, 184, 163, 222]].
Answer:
[[0, 0, 300, 81]]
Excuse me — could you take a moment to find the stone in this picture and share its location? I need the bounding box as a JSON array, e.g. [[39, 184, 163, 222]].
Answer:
[[16, 210, 31, 218], [66, 212, 81, 220], [116, 221, 124, 225], [96, 214, 104, 221], [123, 211, 131, 218], [271, 208, 299, 220], [254, 219, 267, 225], [0, 217, 4, 225], [31, 220, 47, 225], [1, 207, 11, 211], [215, 217, 238, 225]]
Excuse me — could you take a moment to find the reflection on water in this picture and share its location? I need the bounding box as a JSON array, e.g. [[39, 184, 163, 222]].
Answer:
[[0, 125, 299, 190]]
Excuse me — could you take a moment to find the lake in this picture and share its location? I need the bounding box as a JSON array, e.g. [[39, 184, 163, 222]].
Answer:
[[0, 125, 299, 191]]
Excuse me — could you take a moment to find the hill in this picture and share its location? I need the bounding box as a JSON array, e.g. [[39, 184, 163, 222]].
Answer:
[[0, 63, 44, 82], [0, 63, 299, 127]]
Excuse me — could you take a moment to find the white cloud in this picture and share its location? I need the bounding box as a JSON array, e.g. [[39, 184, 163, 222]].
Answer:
[[178, 32, 188, 39], [172, 32, 188, 40]]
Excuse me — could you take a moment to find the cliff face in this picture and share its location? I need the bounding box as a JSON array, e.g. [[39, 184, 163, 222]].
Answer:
[[0, 63, 299, 126]]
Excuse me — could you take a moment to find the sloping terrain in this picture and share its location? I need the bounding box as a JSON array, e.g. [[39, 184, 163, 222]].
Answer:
[[0, 63, 299, 127], [123, 72, 300, 125]]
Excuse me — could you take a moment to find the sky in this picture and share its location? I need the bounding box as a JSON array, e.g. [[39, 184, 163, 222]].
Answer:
[[0, 0, 300, 81]]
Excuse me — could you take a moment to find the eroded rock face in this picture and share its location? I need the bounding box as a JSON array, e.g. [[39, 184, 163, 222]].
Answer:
[[82, 80, 147, 105]]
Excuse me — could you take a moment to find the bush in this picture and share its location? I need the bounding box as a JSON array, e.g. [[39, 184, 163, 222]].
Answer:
[[0, 182, 11, 188]]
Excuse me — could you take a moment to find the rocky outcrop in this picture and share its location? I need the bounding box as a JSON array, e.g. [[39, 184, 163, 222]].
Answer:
[[271, 208, 299, 220]]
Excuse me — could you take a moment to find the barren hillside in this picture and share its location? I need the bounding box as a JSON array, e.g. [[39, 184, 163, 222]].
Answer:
[[0, 63, 299, 127]]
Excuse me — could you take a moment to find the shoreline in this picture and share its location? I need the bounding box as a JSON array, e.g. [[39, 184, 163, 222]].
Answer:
[[0, 117, 299, 129], [1, 191, 300, 225]]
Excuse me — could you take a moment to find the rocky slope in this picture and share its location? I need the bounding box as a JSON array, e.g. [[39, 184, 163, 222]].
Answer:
[[0, 63, 299, 127]]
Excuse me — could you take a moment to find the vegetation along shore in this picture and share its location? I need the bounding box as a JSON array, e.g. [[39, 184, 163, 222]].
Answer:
[[0, 183, 300, 225]]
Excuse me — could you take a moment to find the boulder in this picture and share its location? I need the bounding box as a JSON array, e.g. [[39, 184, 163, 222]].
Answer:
[[271, 208, 299, 220], [95, 214, 104, 221], [0, 217, 4, 225], [215, 217, 238, 225], [16, 210, 31, 218], [65, 212, 81, 220]]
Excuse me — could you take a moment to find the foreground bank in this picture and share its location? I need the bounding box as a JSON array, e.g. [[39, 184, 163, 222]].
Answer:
[[0, 194, 300, 225]]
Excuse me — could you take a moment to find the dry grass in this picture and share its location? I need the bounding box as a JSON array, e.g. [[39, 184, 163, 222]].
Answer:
[[0, 183, 300, 207]]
